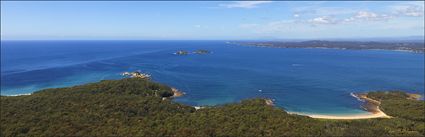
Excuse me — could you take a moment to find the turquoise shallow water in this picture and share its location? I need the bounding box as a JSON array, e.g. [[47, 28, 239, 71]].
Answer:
[[1, 40, 424, 115]]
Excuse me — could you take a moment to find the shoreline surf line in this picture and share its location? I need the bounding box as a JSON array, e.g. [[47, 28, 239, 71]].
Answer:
[[171, 88, 184, 98], [288, 93, 391, 120], [265, 98, 275, 106], [2, 93, 33, 96], [289, 111, 390, 120]]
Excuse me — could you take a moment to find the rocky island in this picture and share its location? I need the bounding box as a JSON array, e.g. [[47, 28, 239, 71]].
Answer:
[[174, 50, 189, 55], [174, 49, 211, 55], [193, 49, 211, 54]]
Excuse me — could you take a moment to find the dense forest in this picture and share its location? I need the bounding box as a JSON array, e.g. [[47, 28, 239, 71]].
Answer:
[[1, 78, 424, 136]]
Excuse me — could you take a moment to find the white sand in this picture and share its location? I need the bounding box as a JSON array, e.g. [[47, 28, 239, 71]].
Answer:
[[194, 106, 204, 110], [288, 93, 391, 119], [5, 93, 32, 96], [288, 93, 392, 120], [292, 111, 391, 120]]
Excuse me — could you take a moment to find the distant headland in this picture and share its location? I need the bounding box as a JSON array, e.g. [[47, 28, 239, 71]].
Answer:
[[229, 40, 425, 53]]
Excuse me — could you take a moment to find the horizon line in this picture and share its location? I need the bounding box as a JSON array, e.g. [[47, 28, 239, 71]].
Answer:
[[2, 35, 424, 41], [1, 38, 424, 42]]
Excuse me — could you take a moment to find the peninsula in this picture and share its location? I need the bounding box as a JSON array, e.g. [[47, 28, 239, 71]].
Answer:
[[230, 40, 425, 53]]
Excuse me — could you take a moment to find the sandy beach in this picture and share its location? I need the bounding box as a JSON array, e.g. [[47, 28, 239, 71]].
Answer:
[[407, 93, 423, 100], [293, 111, 390, 120], [290, 93, 392, 120]]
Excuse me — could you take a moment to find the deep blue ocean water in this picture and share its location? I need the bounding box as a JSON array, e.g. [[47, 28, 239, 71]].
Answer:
[[1, 40, 424, 115]]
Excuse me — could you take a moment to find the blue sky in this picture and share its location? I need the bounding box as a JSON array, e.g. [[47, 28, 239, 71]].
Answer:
[[1, 1, 424, 40]]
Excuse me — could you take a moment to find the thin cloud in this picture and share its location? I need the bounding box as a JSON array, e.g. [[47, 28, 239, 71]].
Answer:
[[291, 2, 424, 26], [307, 16, 338, 25], [219, 1, 272, 9], [305, 11, 394, 25], [239, 23, 259, 28], [292, 6, 358, 17], [347, 11, 393, 22]]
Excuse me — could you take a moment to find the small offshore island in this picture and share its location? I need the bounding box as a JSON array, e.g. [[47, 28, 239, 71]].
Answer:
[[174, 49, 211, 55], [1, 78, 424, 136]]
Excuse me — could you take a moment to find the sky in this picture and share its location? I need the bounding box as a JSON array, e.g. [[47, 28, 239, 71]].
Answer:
[[1, 1, 424, 40]]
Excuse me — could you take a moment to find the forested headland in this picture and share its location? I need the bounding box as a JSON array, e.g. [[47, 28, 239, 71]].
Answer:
[[1, 78, 424, 136]]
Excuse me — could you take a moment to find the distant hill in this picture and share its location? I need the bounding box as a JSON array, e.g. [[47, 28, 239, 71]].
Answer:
[[231, 40, 425, 53], [325, 36, 425, 43], [253, 36, 425, 43]]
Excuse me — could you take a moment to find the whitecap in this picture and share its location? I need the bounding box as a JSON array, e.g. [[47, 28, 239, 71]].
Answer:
[[350, 92, 365, 102]]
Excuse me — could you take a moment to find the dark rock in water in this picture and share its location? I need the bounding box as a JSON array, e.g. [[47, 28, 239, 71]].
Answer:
[[122, 71, 151, 79], [175, 50, 189, 55], [174, 50, 210, 55], [193, 49, 210, 54]]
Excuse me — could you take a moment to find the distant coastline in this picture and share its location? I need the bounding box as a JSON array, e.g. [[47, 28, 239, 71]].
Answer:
[[229, 40, 425, 53]]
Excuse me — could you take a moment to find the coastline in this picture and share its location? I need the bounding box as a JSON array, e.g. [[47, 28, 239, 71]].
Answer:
[[2, 76, 424, 136], [265, 98, 275, 106], [407, 93, 423, 100], [290, 112, 390, 120], [289, 93, 391, 120], [171, 88, 184, 98], [2, 93, 32, 96], [228, 41, 425, 54], [2, 76, 416, 120]]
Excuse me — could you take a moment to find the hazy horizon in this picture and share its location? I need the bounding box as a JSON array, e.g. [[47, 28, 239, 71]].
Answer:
[[1, 35, 423, 42]]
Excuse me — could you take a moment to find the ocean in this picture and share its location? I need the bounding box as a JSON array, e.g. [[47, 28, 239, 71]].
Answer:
[[1, 40, 424, 115]]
